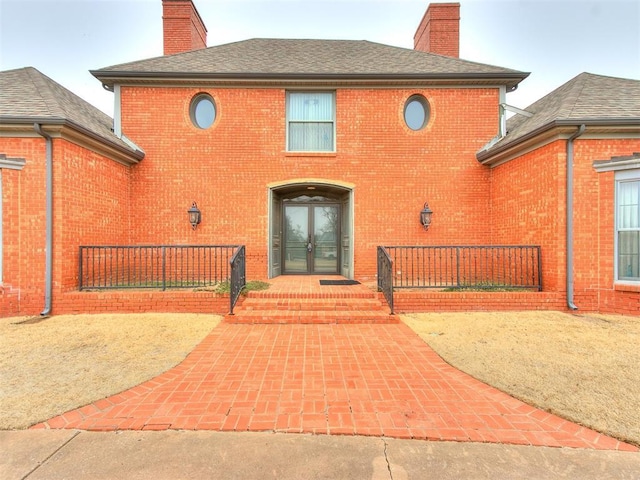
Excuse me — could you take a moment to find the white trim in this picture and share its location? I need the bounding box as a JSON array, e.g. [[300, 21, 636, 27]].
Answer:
[[285, 91, 336, 153], [482, 129, 640, 167], [500, 103, 533, 118], [0, 156, 26, 170], [617, 169, 640, 181], [120, 133, 144, 154], [113, 84, 122, 138], [614, 168, 640, 283], [594, 158, 640, 172], [498, 87, 507, 138], [99, 79, 516, 90]]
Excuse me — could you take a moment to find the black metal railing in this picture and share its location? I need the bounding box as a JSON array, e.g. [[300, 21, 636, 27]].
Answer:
[[381, 245, 542, 290], [229, 245, 246, 315], [377, 246, 395, 314], [79, 245, 241, 290]]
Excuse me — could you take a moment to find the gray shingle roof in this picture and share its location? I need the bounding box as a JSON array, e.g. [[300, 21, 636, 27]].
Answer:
[[92, 38, 528, 87], [479, 73, 640, 161], [0, 67, 142, 158]]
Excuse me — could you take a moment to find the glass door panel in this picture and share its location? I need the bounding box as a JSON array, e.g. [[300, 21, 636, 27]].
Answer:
[[284, 206, 309, 273], [313, 205, 339, 273]]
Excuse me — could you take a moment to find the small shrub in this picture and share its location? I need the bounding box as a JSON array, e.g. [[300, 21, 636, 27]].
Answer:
[[212, 280, 270, 295]]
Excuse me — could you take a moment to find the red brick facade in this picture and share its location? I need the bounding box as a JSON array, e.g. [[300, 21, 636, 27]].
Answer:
[[4, 91, 638, 316], [489, 137, 640, 316], [1, 2, 638, 317], [119, 86, 499, 281], [0, 135, 133, 315]]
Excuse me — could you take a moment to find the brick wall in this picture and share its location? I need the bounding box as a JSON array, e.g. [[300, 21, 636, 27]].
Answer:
[[120, 85, 499, 282], [54, 141, 132, 294], [489, 137, 640, 315], [490, 142, 565, 292], [3, 86, 638, 317], [391, 291, 565, 312], [58, 290, 229, 315], [574, 139, 640, 314], [1, 137, 47, 315], [0, 136, 131, 316]]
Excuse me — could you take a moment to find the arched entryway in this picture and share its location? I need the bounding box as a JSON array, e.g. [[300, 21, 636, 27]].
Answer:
[[268, 180, 354, 278]]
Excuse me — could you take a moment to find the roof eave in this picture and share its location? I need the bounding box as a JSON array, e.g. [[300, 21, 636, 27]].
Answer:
[[477, 118, 640, 165], [0, 116, 145, 164], [91, 70, 528, 89]]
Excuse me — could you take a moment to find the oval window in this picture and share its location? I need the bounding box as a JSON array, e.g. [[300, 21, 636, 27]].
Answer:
[[404, 95, 430, 131], [190, 93, 216, 129]]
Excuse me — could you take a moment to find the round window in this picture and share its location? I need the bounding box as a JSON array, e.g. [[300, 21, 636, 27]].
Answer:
[[404, 95, 430, 131], [190, 93, 216, 129]]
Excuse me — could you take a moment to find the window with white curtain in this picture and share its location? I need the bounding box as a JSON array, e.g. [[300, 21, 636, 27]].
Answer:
[[287, 92, 335, 152], [617, 171, 640, 281]]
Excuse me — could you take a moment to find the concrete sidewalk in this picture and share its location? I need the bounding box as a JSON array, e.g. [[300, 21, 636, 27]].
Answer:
[[3, 430, 639, 480]]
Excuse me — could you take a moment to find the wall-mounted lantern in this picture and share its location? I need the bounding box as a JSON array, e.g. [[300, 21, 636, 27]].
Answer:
[[420, 202, 433, 230], [188, 201, 201, 230]]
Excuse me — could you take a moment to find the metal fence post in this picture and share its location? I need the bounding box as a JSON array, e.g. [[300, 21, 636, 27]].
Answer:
[[161, 246, 166, 291]]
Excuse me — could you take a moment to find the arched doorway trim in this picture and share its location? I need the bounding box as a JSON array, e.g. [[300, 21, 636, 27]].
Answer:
[[268, 180, 354, 278]]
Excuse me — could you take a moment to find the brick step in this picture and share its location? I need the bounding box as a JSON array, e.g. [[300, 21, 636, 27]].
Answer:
[[244, 290, 378, 300], [238, 298, 385, 311], [224, 309, 398, 324], [227, 283, 393, 324]]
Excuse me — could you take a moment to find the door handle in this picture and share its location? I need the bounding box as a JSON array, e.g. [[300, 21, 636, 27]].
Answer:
[[307, 242, 313, 253]]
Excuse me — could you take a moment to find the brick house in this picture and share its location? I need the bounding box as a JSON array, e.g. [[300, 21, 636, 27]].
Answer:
[[1, 0, 638, 317]]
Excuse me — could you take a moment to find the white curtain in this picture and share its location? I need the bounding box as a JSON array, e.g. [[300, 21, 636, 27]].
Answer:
[[618, 181, 639, 229], [288, 93, 334, 151], [618, 180, 639, 279]]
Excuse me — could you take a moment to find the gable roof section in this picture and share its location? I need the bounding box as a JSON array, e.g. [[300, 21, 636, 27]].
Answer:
[[478, 73, 640, 164], [0, 67, 143, 163], [92, 38, 528, 89]]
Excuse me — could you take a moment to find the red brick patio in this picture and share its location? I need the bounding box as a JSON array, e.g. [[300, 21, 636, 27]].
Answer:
[[32, 320, 636, 451]]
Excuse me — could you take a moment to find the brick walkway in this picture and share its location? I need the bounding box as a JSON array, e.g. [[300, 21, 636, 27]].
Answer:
[[33, 323, 636, 451]]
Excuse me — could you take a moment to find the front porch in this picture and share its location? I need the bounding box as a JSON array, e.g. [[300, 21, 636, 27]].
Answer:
[[225, 275, 396, 324], [60, 273, 564, 317], [56, 243, 563, 317]]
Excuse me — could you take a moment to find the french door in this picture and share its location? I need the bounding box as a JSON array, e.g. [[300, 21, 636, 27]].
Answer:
[[283, 204, 340, 274]]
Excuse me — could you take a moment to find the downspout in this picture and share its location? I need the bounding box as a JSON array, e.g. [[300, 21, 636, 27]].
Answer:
[[566, 124, 586, 310], [34, 123, 53, 316]]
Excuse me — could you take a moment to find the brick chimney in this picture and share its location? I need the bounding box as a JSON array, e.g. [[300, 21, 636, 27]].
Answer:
[[162, 0, 207, 55], [414, 3, 460, 58]]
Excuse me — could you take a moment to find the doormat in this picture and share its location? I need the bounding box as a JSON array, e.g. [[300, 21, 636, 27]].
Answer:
[[319, 279, 360, 286]]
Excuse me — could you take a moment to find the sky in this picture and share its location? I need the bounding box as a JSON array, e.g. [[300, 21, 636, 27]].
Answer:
[[1, 0, 639, 117]]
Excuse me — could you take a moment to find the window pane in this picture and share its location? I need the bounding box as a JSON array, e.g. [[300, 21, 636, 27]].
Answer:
[[288, 122, 333, 151], [190, 94, 216, 129], [404, 95, 430, 131], [618, 181, 639, 229], [618, 231, 639, 279], [195, 99, 215, 128], [288, 93, 333, 121], [405, 100, 425, 130]]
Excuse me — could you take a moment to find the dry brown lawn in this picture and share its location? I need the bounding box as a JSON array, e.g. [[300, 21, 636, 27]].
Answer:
[[402, 311, 640, 447], [2, 311, 638, 448], [0, 313, 220, 429]]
